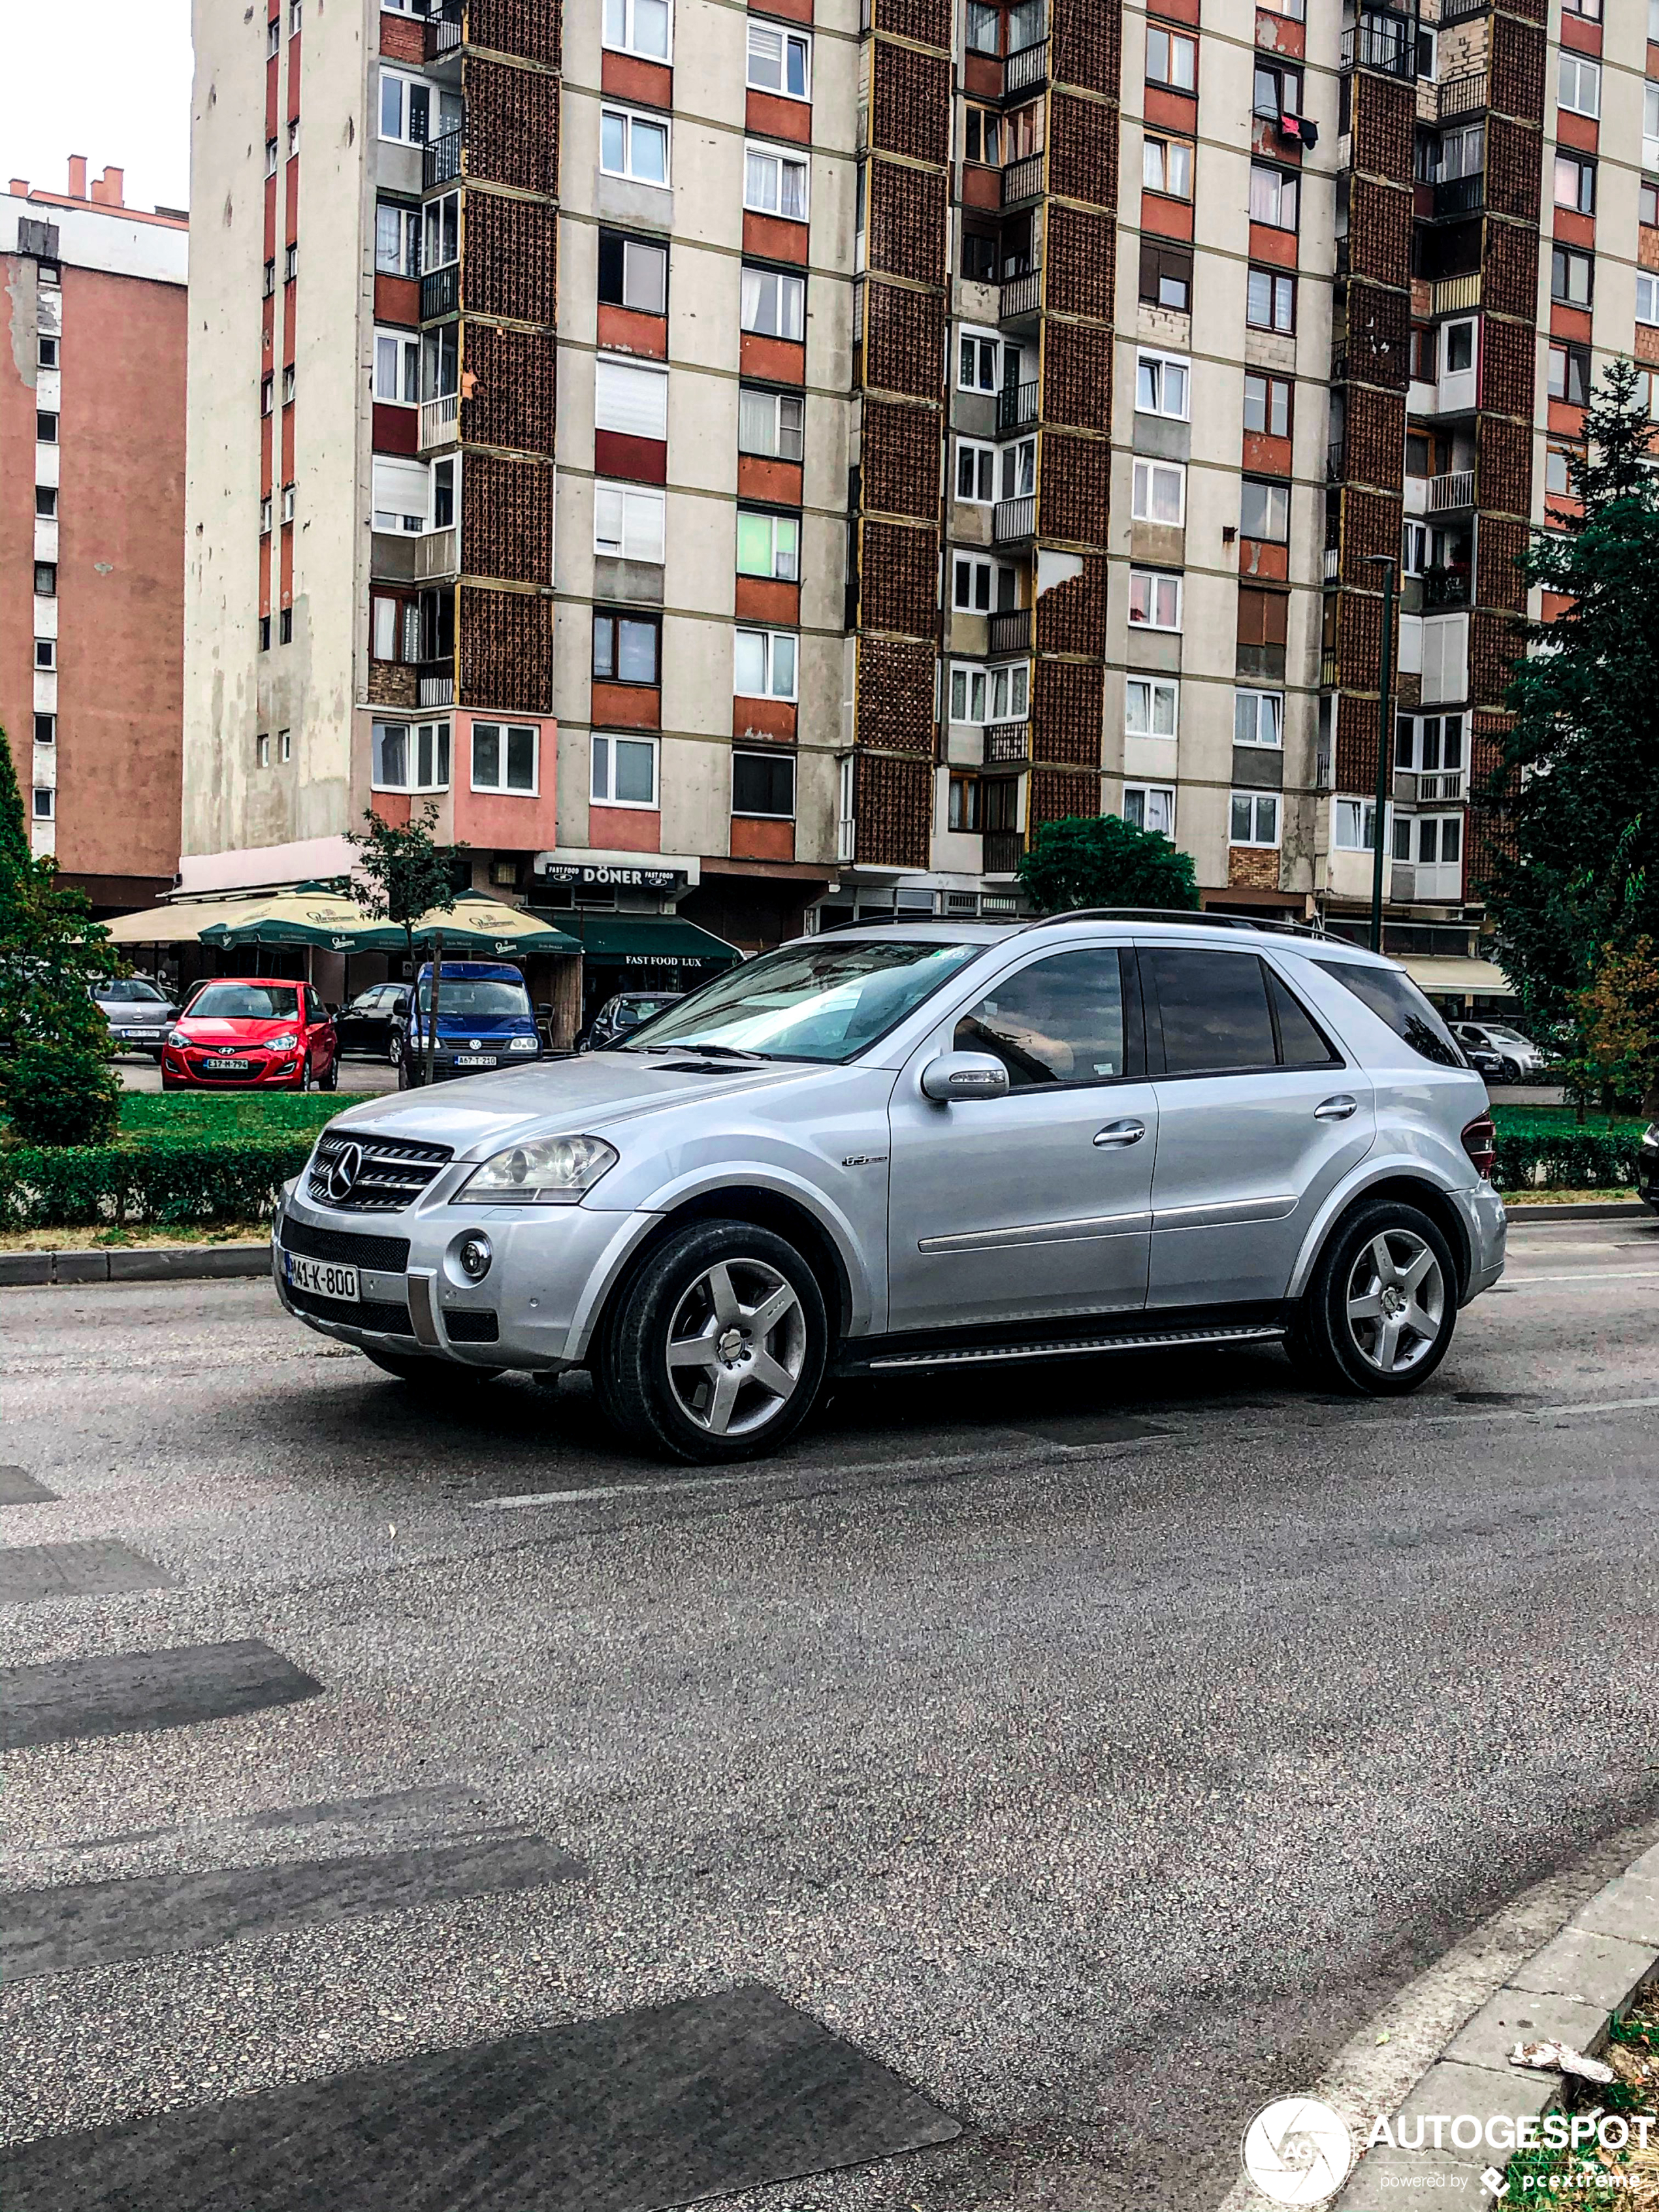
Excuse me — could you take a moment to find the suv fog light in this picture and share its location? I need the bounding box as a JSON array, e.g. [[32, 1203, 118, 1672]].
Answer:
[[457, 1233, 493, 1281]]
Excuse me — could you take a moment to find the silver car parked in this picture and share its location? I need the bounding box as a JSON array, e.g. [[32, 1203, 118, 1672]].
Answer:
[[273, 916, 1507, 1463]]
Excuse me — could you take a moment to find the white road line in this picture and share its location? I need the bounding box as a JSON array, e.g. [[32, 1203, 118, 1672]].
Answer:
[[1496, 1268, 1659, 1285]]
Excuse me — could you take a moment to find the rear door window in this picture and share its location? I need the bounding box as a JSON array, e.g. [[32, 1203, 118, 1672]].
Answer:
[[1313, 959, 1464, 1067], [1142, 949, 1278, 1075], [953, 949, 1135, 1089]]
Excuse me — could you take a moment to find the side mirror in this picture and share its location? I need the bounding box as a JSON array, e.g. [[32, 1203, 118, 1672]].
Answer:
[[393, 993, 411, 1015], [920, 1051, 1010, 1104], [537, 1002, 553, 1016]]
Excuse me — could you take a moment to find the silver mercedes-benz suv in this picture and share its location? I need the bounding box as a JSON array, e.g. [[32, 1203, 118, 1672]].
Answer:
[[273, 914, 1506, 1462]]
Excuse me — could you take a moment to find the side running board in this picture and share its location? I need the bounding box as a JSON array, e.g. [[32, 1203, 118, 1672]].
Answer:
[[860, 1321, 1285, 1373]]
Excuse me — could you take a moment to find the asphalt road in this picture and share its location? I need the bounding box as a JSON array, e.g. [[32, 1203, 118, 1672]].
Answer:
[[1, 1210, 1656, 2209]]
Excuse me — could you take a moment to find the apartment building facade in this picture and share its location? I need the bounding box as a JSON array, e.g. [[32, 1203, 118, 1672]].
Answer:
[[182, 0, 1652, 992], [1, 164, 187, 912]]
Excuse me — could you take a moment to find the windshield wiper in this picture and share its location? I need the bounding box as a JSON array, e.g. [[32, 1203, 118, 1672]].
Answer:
[[639, 1041, 771, 1061]]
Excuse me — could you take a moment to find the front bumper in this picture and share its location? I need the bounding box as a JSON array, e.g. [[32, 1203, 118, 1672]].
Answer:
[[165, 1049, 306, 1086], [1450, 1178, 1507, 1302], [1637, 1129, 1658, 1213]]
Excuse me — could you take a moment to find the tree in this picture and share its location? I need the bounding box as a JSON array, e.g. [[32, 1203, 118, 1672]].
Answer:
[[0, 724, 123, 1146], [1566, 937, 1659, 1117], [346, 803, 470, 1083], [1018, 812, 1200, 917], [1484, 359, 1659, 1038]]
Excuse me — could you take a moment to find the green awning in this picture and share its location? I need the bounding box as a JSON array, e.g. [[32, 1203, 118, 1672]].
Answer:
[[562, 914, 741, 969]]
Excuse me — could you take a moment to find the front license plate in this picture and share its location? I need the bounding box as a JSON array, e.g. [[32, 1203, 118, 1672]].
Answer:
[[455, 1054, 496, 1067], [286, 1255, 360, 1303], [199, 1058, 252, 1073]]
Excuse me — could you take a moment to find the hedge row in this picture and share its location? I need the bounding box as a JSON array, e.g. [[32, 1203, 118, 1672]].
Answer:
[[1492, 1126, 1641, 1191], [0, 1134, 314, 1230]]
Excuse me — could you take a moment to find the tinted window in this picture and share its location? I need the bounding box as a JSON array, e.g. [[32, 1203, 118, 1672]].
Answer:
[[1146, 949, 1277, 1074], [1313, 959, 1465, 1067], [414, 979, 531, 1017], [954, 950, 1128, 1089], [1267, 969, 1341, 1067], [631, 938, 983, 1062]]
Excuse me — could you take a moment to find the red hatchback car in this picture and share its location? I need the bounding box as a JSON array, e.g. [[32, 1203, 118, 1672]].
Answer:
[[161, 979, 339, 1091]]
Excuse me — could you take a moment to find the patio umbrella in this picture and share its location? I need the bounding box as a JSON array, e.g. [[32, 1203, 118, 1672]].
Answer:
[[401, 891, 579, 957], [197, 886, 400, 955]]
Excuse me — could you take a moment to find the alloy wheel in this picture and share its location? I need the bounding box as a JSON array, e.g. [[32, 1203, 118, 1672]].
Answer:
[[664, 1257, 807, 1437], [1344, 1229, 1445, 1376]]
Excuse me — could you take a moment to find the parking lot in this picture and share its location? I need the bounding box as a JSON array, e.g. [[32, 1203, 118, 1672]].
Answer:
[[1, 1208, 1656, 2209]]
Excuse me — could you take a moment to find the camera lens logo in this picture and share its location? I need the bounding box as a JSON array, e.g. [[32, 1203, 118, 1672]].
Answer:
[[1241, 2097, 1355, 2205]]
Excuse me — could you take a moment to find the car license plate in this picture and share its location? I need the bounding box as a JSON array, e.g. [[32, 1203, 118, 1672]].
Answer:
[[455, 1054, 496, 1067], [200, 1057, 251, 1072], [133, 1028, 165, 1040], [286, 1254, 360, 1303]]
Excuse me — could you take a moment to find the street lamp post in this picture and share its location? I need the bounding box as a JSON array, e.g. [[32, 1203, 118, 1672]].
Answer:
[[1363, 554, 1397, 954]]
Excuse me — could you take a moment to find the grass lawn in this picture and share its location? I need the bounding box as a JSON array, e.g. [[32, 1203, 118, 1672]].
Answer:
[[118, 1092, 372, 1138], [1491, 1102, 1646, 1137]]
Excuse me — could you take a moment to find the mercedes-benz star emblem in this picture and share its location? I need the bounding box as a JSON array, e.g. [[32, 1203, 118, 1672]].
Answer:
[[325, 1142, 362, 1204]]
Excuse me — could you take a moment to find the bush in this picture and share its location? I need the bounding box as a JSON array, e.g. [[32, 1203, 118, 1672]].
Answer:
[[0, 1132, 315, 1231], [4, 1039, 121, 1147], [1492, 1124, 1641, 1190]]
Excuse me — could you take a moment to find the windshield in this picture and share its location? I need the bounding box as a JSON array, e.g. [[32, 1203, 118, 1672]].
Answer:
[[1314, 961, 1465, 1068], [609, 997, 680, 1026], [1481, 1024, 1527, 1043], [624, 938, 985, 1061], [414, 979, 530, 1018], [185, 984, 299, 1019], [100, 980, 167, 1002]]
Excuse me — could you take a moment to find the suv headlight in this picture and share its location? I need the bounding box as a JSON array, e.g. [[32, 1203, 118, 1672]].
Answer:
[[507, 1036, 538, 1052], [455, 1133, 618, 1205]]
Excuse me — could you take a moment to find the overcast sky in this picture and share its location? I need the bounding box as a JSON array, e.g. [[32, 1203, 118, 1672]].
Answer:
[[1, 0, 193, 214]]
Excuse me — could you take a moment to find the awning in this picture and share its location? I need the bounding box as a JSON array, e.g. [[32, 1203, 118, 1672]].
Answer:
[[1401, 954, 1514, 997], [103, 899, 267, 946], [201, 891, 398, 954], [561, 914, 742, 969], [404, 892, 580, 957]]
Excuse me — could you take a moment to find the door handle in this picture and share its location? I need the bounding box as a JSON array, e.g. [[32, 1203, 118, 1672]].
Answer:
[[1093, 1118, 1146, 1147], [1314, 1095, 1359, 1121]]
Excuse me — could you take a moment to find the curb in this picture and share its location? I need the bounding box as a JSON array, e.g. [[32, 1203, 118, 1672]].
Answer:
[[1503, 1199, 1652, 1221], [0, 1243, 270, 1287]]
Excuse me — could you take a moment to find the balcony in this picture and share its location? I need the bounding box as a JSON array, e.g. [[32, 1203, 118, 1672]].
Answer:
[[1002, 152, 1044, 208], [997, 379, 1039, 432], [417, 658, 455, 707], [1339, 16, 1414, 77], [993, 494, 1035, 545], [1421, 562, 1472, 608], [415, 526, 459, 583], [1433, 272, 1481, 316], [1005, 40, 1049, 96], [421, 262, 459, 321], [425, 0, 462, 58], [984, 720, 1031, 766], [1438, 73, 1488, 121], [999, 268, 1042, 322], [419, 393, 459, 451], [1415, 769, 1466, 803], [983, 828, 1025, 876], [1431, 172, 1484, 218], [1426, 469, 1475, 513], [423, 129, 463, 189], [1440, 0, 1487, 19], [988, 607, 1031, 654]]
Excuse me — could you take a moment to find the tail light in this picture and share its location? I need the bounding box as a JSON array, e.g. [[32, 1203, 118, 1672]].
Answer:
[[1462, 1114, 1496, 1180]]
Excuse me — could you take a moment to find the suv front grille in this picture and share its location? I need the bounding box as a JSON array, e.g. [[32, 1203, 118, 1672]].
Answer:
[[307, 1131, 453, 1213], [287, 1286, 413, 1335], [279, 1217, 410, 1272]]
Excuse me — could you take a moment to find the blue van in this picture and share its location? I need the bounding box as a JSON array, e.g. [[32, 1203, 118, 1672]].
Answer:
[[395, 961, 545, 1087]]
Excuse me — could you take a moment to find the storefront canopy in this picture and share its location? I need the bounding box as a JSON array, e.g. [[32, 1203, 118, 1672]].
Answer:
[[403, 891, 580, 957], [103, 899, 268, 947], [199, 888, 398, 954], [562, 914, 742, 970], [1401, 954, 1514, 1000]]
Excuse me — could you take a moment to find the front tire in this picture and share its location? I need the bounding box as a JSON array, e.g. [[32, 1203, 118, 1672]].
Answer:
[[321, 1052, 339, 1091], [1498, 1057, 1521, 1083], [598, 1219, 829, 1464], [1291, 1200, 1458, 1397]]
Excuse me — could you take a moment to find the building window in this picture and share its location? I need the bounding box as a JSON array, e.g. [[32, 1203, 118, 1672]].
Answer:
[[1128, 567, 1182, 630], [422, 191, 459, 272], [1408, 814, 1462, 865], [283, 364, 296, 404], [999, 438, 1036, 500], [374, 329, 421, 405], [1394, 713, 1464, 773], [472, 721, 539, 794], [1241, 478, 1290, 543], [598, 231, 668, 314], [1643, 180, 1659, 228], [1136, 350, 1189, 419], [1547, 343, 1590, 406], [1246, 268, 1295, 332], [289, 0, 300, 30], [948, 772, 980, 833], [964, 106, 1002, 165], [1234, 689, 1284, 748], [1639, 274, 1659, 329], [379, 71, 461, 148], [952, 554, 1014, 613], [376, 201, 422, 278], [1253, 62, 1301, 119], [263, 259, 276, 297], [1557, 53, 1600, 119], [740, 265, 805, 341], [595, 355, 670, 440], [372, 718, 451, 792], [1562, 0, 1601, 15], [1249, 163, 1298, 231], [1442, 319, 1475, 376], [1125, 677, 1178, 737], [1333, 798, 1379, 851], [733, 748, 796, 818], [958, 330, 1000, 390], [278, 729, 292, 763], [36, 410, 57, 444], [261, 374, 274, 415], [735, 628, 797, 699], [1139, 242, 1192, 312], [38, 336, 58, 368], [266, 136, 280, 177], [34, 713, 56, 746], [738, 385, 805, 460], [1131, 458, 1185, 526], [1551, 245, 1593, 308], [737, 508, 801, 580], [1123, 784, 1175, 837], [256, 733, 271, 769], [279, 608, 293, 643], [1244, 372, 1291, 439], [1230, 791, 1280, 847], [422, 324, 459, 403], [592, 609, 660, 684], [1146, 25, 1197, 90], [948, 662, 1027, 724], [372, 594, 408, 660], [34, 562, 57, 598], [280, 483, 296, 524], [966, 0, 1001, 52], [1142, 135, 1194, 200], [35, 639, 55, 670], [284, 242, 298, 282], [259, 494, 273, 535], [955, 438, 997, 502], [33, 786, 54, 820], [960, 229, 999, 283], [267, 14, 280, 55], [600, 106, 670, 186], [594, 481, 666, 562], [603, 0, 671, 61], [1554, 151, 1596, 215], [747, 19, 811, 97], [259, 615, 272, 650], [34, 485, 57, 519], [591, 731, 659, 807], [745, 143, 810, 220]]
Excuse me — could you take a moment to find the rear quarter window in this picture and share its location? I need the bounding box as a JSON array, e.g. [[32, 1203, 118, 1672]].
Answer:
[[1312, 960, 1466, 1068]]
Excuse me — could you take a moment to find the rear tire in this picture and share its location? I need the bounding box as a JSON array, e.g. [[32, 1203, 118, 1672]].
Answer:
[[597, 1219, 829, 1464], [361, 1349, 502, 1392], [1498, 1057, 1521, 1084], [1290, 1199, 1458, 1398]]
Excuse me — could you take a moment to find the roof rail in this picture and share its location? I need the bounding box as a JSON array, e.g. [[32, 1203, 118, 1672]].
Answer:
[[1022, 906, 1331, 939]]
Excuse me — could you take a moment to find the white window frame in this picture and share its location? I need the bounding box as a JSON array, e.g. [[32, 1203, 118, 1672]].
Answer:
[[1229, 790, 1280, 848], [590, 730, 660, 809], [1142, 134, 1194, 200], [1234, 688, 1284, 748], [745, 142, 810, 222], [594, 354, 670, 441], [265, 136, 280, 178], [987, 660, 1029, 723], [1241, 477, 1291, 543], [278, 728, 292, 763], [470, 720, 540, 795], [952, 554, 996, 612], [949, 663, 990, 724], [747, 19, 811, 99], [1131, 457, 1186, 527], [1248, 162, 1298, 231], [1122, 783, 1176, 837], [1125, 676, 1179, 739], [376, 201, 422, 279], [379, 69, 455, 148], [602, 0, 672, 63], [374, 327, 421, 406], [740, 264, 806, 342], [738, 385, 805, 460], [1333, 797, 1380, 852], [734, 626, 799, 701], [1558, 52, 1600, 120], [31, 785, 54, 820], [280, 483, 296, 524], [1639, 272, 1659, 328], [600, 231, 668, 315], [1128, 566, 1182, 631], [422, 190, 460, 273], [594, 480, 666, 563], [999, 437, 1037, 500], [372, 718, 452, 794], [1135, 349, 1190, 421], [600, 104, 671, 187], [956, 438, 997, 503], [958, 327, 1000, 392], [736, 507, 801, 581], [1647, 83, 1659, 169], [35, 638, 56, 671], [1145, 25, 1197, 91], [732, 746, 798, 819], [372, 455, 430, 534], [259, 494, 273, 536]]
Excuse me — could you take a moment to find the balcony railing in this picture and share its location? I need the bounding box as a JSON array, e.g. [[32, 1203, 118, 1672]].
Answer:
[[983, 829, 1025, 876], [984, 720, 1031, 766], [425, 0, 462, 57], [1438, 72, 1488, 121], [417, 659, 455, 707], [1433, 272, 1481, 315], [423, 128, 463, 189], [1339, 16, 1414, 76], [1000, 268, 1042, 321], [997, 379, 1039, 432], [1431, 172, 1484, 217], [420, 262, 459, 321], [415, 526, 459, 583], [1421, 563, 1472, 608], [1005, 40, 1049, 95], [1427, 469, 1475, 513], [988, 608, 1030, 654], [1439, 0, 1488, 20], [419, 393, 459, 451], [1002, 152, 1044, 207], [1416, 770, 1466, 802], [1323, 545, 1340, 582], [993, 494, 1035, 545]]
